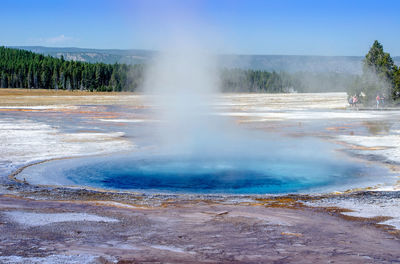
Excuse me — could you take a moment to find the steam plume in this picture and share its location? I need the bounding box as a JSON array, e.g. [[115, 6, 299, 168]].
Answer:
[[142, 33, 222, 155]]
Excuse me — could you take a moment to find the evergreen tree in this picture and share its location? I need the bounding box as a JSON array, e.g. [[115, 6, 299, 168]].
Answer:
[[394, 66, 400, 99], [110, 69, 117, 91], [362, 40, 396, 102]]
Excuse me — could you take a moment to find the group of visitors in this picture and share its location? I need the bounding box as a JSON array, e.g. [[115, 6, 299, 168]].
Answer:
[[348, 93, 386, 109], [348, 95, 359, 107]]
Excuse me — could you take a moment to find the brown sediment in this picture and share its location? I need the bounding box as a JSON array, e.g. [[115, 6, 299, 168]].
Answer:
[[281, 232, 303, 237], [0, 89, 145, 107], [253, 197, 306, 209], [325, 126, 351, 131], [351, 145, 390, 151], [0, 108, 44, 112], [0, 88, 134, 97]]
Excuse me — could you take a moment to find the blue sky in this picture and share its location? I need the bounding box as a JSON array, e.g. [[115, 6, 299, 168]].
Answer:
[[1, 0, 399, 56]]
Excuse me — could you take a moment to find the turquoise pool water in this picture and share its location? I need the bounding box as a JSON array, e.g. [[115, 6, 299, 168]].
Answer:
[[65, 157, 361, 194], [17, 150, 386, 194]]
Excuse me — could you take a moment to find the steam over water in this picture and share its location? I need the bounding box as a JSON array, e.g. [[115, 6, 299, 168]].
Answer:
[[15, 40, 391, 194], [18, 147, 387, 194], [142, 38, 221, 155]]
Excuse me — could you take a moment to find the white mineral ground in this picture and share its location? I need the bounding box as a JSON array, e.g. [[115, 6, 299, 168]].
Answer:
[[0, 118, 133, 177], [1, 91, 400, 262], [3, 211, 119, 227]]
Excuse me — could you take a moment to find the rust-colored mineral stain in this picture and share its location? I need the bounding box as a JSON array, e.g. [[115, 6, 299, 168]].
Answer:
[[281, 232, 303, 237], [254, 197, 306, 209], [325, 126, 350, 131]]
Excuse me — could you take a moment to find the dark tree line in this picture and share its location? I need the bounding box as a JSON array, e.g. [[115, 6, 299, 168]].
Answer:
[[220, 69, 293, 93], [220, 68, 356, 93], [0, 47, 143, 91], [1, 46, 358, 93]]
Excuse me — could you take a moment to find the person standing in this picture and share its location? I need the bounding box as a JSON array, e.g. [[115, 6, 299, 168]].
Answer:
[[353, 95, 358, 108], [376, 95, 380, 109]]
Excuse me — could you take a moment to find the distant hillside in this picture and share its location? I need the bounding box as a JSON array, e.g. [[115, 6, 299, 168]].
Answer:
[[2, 46, 359, 93], [12, 46, 400, 75], [218, 54, 365, 74], [12, 46, 156, 65]]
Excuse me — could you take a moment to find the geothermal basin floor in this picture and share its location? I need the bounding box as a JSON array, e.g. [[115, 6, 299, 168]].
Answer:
[[0, 193, 400, 263], [0, 90, 400, 263]]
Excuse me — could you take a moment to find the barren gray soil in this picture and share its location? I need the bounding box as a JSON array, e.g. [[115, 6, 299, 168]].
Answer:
[[1, 194, 400, 263]]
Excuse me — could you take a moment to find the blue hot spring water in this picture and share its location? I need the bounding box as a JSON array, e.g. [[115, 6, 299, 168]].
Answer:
[[18, 148, 385, 194], [66, 157, 352, 193]]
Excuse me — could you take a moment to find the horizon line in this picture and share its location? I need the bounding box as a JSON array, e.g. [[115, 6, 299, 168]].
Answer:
[[6, 45, 399, 58]]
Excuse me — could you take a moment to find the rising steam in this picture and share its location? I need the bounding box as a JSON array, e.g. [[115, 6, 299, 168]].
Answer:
[[138, 17, 362, 193], [142, 35, 223, 155]]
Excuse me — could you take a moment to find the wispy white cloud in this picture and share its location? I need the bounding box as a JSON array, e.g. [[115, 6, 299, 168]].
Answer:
[[28, 35, 78, 46], [45, 34, 73, 44]]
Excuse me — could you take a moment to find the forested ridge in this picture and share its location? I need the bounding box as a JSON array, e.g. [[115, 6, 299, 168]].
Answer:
[[1, 46, 358, 93], [0, 47, 143, 91]]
